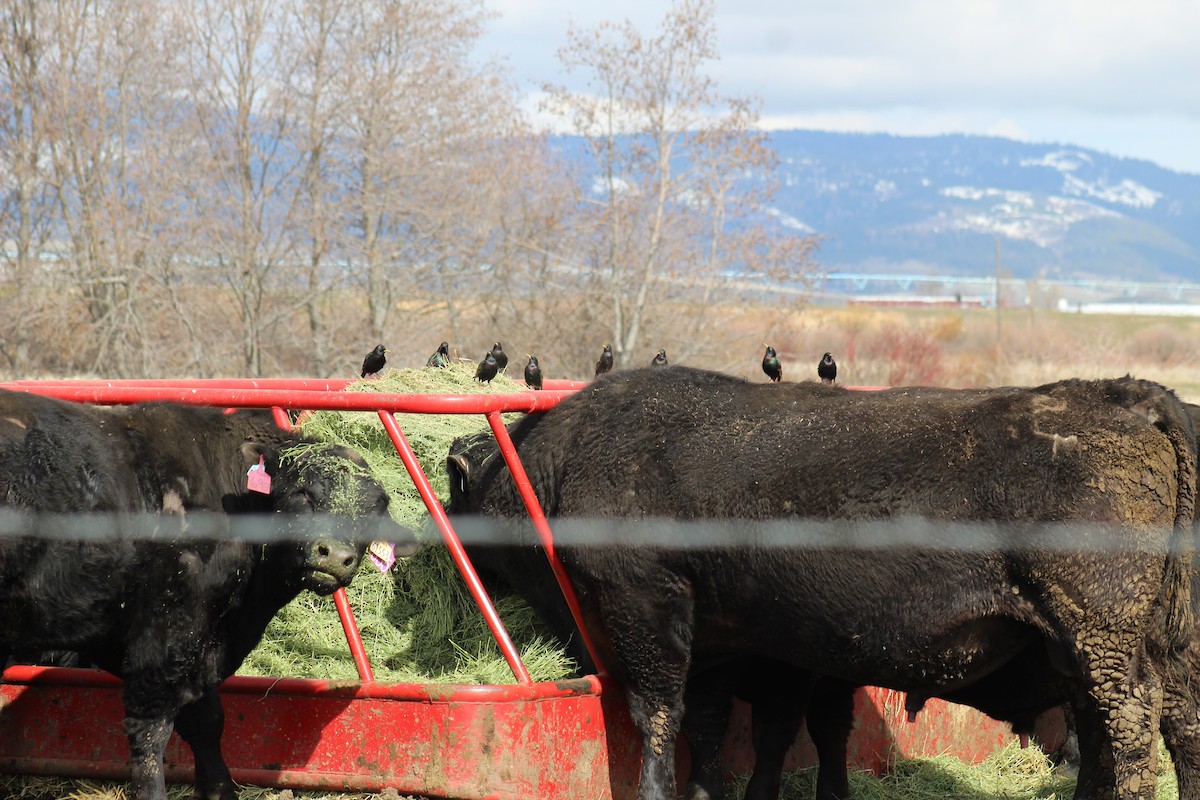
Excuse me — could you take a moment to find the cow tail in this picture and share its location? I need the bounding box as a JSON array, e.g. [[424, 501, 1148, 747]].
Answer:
[[1155, 394, 1198, 654]]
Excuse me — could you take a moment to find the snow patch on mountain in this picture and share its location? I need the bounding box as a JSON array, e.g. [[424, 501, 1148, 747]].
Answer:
[[1018, 150, 1162, 208], [1062, 174, 1161, 209], [935, 186, 1119, 247], [1020, 150, 1093, 172]]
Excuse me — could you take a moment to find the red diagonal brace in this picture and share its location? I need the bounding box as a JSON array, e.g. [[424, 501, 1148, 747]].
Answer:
[[485, 411, 607, 676], [377, 409, 533, 685]]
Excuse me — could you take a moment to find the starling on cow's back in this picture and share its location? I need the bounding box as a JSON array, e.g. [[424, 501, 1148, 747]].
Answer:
[[818, 352, 837, 384], [762, 343, 782, 382], [595, 344, 614, 377], [476, 352, 499, 383], [651, 349, 668, 367], [360, 344, 387, 378], [524, 355, 543, 390], [426, 341, 450, 368], [490, 342, 508, 371]]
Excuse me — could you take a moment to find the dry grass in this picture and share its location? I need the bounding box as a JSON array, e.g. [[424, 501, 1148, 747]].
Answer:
[[748, 305, 1200, 401], [0, 777, 425, 800]]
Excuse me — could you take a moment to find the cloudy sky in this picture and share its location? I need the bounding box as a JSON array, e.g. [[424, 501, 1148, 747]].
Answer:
[[476, 0, 1200, 175]]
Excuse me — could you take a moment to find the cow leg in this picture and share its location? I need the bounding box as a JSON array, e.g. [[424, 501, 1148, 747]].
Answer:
[[1066, 695, 1115, 799], [591, 579, 695, 800], [175, 690, 237, 800], [1159, 656, 1200, 800], [681, 664, 737, 800], [802, 679, 856, 800], [123, 714, 174, 800], [733, 662, 813, 800], [1075, 641, 1162, 800], [740, 686, 808, 800]]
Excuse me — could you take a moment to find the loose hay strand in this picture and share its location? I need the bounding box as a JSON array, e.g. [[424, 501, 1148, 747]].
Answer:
[[238, 362, 577, 684]]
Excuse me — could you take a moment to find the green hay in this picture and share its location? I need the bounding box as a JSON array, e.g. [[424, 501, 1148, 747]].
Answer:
[[239, 362, 577, 684], [731, 738, 1179, 800]]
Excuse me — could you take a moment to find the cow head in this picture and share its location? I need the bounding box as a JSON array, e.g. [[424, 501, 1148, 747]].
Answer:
[[257, 442, 418, 594], [446, 430, 502, 514]]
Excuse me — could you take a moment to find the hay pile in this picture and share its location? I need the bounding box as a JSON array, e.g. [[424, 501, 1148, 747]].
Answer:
[[238, 361, 577, 684]]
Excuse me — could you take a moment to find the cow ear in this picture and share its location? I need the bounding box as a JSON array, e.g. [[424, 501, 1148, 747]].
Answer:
[[329, 444, 369, 467], [446, 452, 471, 510], [240, 441, 273, 470], [447, 453, 471, 483]]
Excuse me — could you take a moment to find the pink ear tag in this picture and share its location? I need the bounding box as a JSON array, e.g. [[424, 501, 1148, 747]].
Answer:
[[368, 540, 396, 573], [246, 455, 272, 494]]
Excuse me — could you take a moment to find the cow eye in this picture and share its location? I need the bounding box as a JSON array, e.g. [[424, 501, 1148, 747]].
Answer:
[[289, 488, 317, 511]]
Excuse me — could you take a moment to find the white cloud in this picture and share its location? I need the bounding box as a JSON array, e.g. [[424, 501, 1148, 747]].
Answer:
[[476, 0, 1200, 173]]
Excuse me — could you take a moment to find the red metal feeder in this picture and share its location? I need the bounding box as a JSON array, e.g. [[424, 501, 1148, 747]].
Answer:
[[0, 378, 1020, 798]]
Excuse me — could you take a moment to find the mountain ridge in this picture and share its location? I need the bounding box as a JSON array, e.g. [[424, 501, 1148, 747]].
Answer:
[[758, 130, 1200, 283]]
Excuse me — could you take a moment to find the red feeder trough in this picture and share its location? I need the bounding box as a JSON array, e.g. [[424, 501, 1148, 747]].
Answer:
[[0, 378, 1021, 798]]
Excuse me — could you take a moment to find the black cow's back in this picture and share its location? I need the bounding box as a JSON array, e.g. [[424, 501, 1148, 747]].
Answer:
[[0, 391, 140, 512]]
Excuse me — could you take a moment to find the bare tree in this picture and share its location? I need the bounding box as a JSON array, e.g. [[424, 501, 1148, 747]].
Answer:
[[179, 0, 302, 377], [33, 0, 200, 377], [541, 0, 819, 368], [0, 0, 52, 374], [335, 0, 514, 348], [278, 0, 353, 376]]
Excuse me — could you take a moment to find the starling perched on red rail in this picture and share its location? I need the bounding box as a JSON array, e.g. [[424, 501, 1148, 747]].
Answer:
[[524, 355, 543, 390], [490, 342, 508, 371], [595, 344, 614, 377], [475, 352, 499, 383], [360, 344, 387, 378], [762, 343, 782, 382], [651, 349, 668, 367], [426, 341, 450, 368], [818, 352, 837, 384]]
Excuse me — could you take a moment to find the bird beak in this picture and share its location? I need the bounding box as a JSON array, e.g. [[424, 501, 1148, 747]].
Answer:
[[762, 342, 769, 348]]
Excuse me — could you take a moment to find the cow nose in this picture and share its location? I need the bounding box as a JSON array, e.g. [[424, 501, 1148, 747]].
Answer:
[[310, 538, 360, 578]]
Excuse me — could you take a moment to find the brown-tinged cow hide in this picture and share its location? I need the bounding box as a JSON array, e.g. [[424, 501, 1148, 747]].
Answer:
[[446, 367, 1197, 800]]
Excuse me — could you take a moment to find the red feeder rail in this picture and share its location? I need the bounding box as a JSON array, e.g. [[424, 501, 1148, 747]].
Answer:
[[0, 377, 1021, 799]]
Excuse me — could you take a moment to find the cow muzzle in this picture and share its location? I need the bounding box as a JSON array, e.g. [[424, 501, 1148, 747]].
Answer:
[[302, 537, 363, 594]]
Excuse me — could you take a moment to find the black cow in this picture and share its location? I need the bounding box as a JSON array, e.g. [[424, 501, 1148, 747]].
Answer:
[[678, 403, 1200, 800], [446, 367, 1197, 800], [0, 389, 418, 800]]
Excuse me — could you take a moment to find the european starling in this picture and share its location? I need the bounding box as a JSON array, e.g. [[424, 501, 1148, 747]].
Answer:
[[595, 344, 614, 377], [818, 352, 837, 384], [475, 352, 499, 383], [762, 343, 782, 382], [426, 341, 450, 368], [651, 349, 668, 367], [524, 355, 543, 390], [490, 342, 508, 371], [360, 344, 387, 378]]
